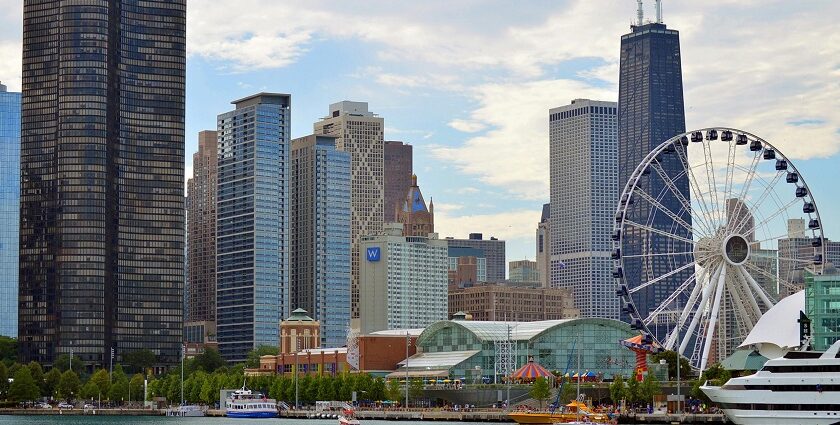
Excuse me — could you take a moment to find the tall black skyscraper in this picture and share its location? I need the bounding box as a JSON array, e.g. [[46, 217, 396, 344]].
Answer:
[[617, 18, 690, 331], [19, 1, 186, 366]]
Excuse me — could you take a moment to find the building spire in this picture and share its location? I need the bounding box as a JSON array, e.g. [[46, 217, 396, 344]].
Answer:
[[636, 0, 644, 26]]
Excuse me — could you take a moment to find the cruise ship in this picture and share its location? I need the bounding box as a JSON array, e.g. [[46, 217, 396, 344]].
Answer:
[[225, 386, 278, 418], [701, 339, 840, 424]]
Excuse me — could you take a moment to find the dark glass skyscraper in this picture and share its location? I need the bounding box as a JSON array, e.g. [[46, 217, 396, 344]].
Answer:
[[617, 22, 690, 329], [19, 1, 186, 366]]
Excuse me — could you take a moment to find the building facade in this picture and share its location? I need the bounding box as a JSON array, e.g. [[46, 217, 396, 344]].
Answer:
[[216, 93, 290, 362], [384, 141, 412, 223], [536, 203, 550, 288], [0, 82, 19, 338], [806, 270, 840, 351], [359, 223, 448, 334], [19, 1, 186, 365], [549, 99, 618, 318], [448, 246, 487, 287], [448, 283, 579, 322], [509, 260, 539, 283], [618, 20, 689, 327], [445, 234, 506, 282], [186, 131, 218, 330], [314, 101, 384, 320], [395, 175, 434, 237], [290, 134, 351, 348]]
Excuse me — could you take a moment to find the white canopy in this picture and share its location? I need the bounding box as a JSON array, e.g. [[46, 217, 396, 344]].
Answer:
[[738, 290, 805, 359]]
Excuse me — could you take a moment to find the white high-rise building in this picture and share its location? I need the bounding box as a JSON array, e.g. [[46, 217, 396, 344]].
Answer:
[[549, 99, 619, 318], [359, 223, 448, 334], [315, 101, 385, 320]]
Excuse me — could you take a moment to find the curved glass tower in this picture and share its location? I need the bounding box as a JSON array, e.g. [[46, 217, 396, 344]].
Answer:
[[19, 1, 186, 366]]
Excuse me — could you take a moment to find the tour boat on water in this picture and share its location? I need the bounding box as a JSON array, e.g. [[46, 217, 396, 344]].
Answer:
[[225, 386, 278, 418], [702, 339, 840, 424], [338, 407, 361, 425]]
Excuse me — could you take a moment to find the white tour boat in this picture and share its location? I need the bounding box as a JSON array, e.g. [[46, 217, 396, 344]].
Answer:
[[702, 339, 840, 424], [225, 386, 278, 418]]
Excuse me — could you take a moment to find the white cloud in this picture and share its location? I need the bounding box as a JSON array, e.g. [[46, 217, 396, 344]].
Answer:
[[448, 119, 486, 133], [435, 208, 538, 244]]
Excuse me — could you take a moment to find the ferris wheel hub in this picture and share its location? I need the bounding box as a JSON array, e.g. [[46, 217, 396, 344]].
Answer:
[[722, 234, 750, 266]]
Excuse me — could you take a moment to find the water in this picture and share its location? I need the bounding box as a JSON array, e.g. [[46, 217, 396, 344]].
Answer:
[[0, 419, 508, 425]]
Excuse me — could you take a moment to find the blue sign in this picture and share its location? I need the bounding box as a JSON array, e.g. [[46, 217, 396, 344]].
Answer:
[[366, 247, 381, 262]]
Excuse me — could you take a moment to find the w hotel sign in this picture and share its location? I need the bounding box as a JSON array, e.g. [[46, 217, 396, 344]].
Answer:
[[366, 247, 381, 262]]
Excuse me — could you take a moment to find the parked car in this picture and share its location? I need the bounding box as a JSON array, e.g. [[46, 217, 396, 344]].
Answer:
[[57, 402, 74, 409], [38, 403, 52, 409], [83, 404, 96, 410]]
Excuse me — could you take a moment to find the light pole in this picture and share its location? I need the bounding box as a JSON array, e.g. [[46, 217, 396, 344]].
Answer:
[[405, 330, 409, 409], [294, 336, 300, 410]]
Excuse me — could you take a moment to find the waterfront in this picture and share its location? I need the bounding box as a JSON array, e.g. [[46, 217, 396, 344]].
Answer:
[[0, 419, 507, 425]]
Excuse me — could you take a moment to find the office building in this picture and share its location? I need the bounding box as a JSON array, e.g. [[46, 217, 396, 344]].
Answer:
[[778, 219, 840, 299], [448, 283, 579, 322], [395, 175, 434, 237], [384, 141, 413, 222], [216, 93, 290, 362], [509, 260, 539, 283], [0, 82, 19, 338], [806, 267, 840, 351], [536, 203, 550, 288], [314, 101, 384, 319], [359, 223, 448, 334], [291, 134, 351, 348], [186, 131, 218, 350], [19, 2, 186, 366], [445, 234, 506, 282], [549, 99, 618, 318], [448, 246, 487, 287], [617, 15, 689, 326]]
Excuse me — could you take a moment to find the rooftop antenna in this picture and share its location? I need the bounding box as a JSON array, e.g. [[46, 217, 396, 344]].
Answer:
[[655, 0, 662, 23], [636, 0, 644, 26]]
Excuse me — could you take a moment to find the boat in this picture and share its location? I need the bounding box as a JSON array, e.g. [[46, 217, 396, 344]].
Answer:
[[225, 385, 278, 418], [701, 338, 840, 424], [338, 407, 360, 425], [166, 404, 206, 417]]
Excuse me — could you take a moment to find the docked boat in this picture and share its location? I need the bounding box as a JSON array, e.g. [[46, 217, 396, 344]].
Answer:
[[225, 386, 278, 418], [166, 404, 206, 417], [338, 410, 360, 425], [701, 338, 840, 424]]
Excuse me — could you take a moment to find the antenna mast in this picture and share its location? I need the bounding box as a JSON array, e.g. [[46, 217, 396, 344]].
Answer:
[[636, 0, 644, 26], [655, 0, 662, 23]]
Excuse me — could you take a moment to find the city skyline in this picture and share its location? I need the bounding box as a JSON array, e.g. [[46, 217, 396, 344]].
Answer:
[[2, 1, 838, 264]]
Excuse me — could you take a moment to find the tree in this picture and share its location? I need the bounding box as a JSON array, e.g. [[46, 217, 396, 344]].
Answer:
[[109, 365, 129, 403], [9, 367, 40, 402], [80, 381, 99, 400], [245, 346, 278, 368], [129, 374, 144, 402], [124, 349, 156, 375], [89, 369, 111, 398], [386, 379, 402, 402], [56, 370, 81, 400], [0, 362, 8, 398], [43, 368, 62, 398], [53, 354, 84, 373], [639, 373, 662, 404], [650, 351, 693, 381], [409, 379, 424, 405], [193, 348, 226, 372], [609, 375, 625, 405], [530, 377, 551, 409], [0, 336, 16, 365], [691, 363, 731, 403], [625, 376, 640, 405], [369, 377, 386, 401], [27, 361, 44, 397]]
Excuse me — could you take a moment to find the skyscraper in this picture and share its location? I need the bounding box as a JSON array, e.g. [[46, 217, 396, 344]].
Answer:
[[19, 1, 186, 365], [617, 16, 689, 325], [185, 131, 218, 349], [216, 93, 290, 362], [384, 141, 413, 222], [314, 101, 384, 319], [550, 99, 619, 318], [445, 234, 506, 282], [509, 260, 539, 283], [536, 203, 550, 288], [290, 134, 351, 348], [0, 82, 20, 338], [395, 175, 434, 237]]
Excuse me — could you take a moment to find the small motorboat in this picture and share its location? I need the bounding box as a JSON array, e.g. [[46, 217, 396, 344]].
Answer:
[[338, 407, 360, 425]]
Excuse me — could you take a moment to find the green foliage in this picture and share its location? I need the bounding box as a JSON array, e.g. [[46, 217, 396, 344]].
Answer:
[[650, 351, 693, 381], [129, 374, 144, 401], [245, 346, 279, 369], [369, 377, 386, 401], [43, 368, 62, 398], [690, 363, 732, 403], [409, 379, 424, 405], [0, 362, 8, 398], [53, 354, 84, 373], [9, 367, 40, 402], [386, 379, 402, 402], [192, 348, 227, 373], [89, 369, 111, 398], [609, 375, 625, 404], [530, 377, 552, 409], [56, 370, 81, 400], [639, 373, 662, 403], [109, 365, 129, 402], [27, 361, 44, 396], [124, 349, 156, 375], [0, 336, 16, 365], [625, 375, 640, 404], [558, 378, 576, 405], [80, 381, 99, 400]]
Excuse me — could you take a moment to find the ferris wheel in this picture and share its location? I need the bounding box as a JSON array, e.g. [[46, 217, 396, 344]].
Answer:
[[613, 128, 826, 372]]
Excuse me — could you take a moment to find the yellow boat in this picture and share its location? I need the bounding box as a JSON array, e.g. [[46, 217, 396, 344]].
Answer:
[[507, 401, 612, 424]]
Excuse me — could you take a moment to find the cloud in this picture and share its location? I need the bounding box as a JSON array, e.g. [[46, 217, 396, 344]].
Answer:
[[448, 119, 486, 133], [435, 208, 539, 244]]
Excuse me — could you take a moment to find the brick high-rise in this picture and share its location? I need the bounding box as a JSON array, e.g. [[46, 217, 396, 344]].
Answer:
[[384, 141, 412, 222]]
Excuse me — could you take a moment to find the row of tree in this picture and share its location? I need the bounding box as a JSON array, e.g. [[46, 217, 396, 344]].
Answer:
[[0, 362, 144, 403]]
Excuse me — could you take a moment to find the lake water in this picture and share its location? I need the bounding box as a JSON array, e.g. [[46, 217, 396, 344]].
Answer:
[[0, 418, 508, 425]]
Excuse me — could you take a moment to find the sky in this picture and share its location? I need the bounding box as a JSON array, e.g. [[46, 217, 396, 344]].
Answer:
[[1, 0, 839, 270]]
